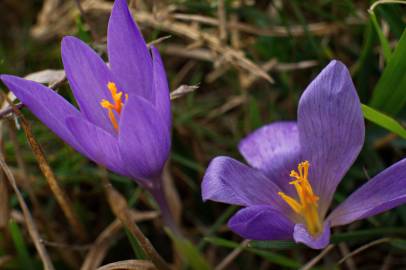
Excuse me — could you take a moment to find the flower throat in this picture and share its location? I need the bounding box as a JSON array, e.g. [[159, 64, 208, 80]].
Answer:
[[278, 161, 322, 235], [100, 82, 128, 131]]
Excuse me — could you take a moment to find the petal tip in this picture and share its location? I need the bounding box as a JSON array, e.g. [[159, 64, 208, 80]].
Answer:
[[325, 59, 348, 75], [61, 35, 79, 46], [0, 74, 13, 83]]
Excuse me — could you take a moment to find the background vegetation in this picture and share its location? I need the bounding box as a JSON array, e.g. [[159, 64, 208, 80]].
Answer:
[[0, 0, 405, 269]]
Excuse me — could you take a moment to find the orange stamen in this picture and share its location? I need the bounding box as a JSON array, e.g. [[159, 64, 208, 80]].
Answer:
[[278, 161, 322, 235], [100, 82, 127, 131]]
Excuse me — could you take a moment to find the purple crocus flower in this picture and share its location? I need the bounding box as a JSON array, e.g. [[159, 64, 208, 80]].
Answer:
[[202, 60, 406, 249], [1, 0, 176, 230]]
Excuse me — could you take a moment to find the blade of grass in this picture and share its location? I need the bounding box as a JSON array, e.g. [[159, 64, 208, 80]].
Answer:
[[331, 227, 406, 244], [125, 228, 146, 260], [368, 11, 392, 62], [198, 205, 238, 250], [369, 29, 406, 115], [167, 230, 212, 270], [361, 104, 406, 139], [9, 220, 34, 270], [205, 237, 301, 269]]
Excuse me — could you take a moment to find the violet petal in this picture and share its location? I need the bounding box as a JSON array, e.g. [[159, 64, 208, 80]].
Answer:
[[238, 121, 301, 195], [293, 222, 331, 249], [228, 205, 294, 240], [298, 60, 365, 217], [118, 95, 170, 184], [202, 156, 291, 214], [151, 46, 171, 130], [61, 36, 118, 134], [0, 75, 84, 153], [328, 158, 406, 226], [107, 0, 153, 102], [66, 116, 126, 175]]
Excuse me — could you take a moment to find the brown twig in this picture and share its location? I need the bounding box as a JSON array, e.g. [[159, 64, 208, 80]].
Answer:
[[0, 153, 55, 270], [97, 260, 156, 270], [81, 210, 159, 270], [4, 95, 87, 242], [215, 239, 250, 270], [338, 238, 392, 265], [101, 177, 171, 270], [300, 244, 335, 270], [217, 0, 227, 43]]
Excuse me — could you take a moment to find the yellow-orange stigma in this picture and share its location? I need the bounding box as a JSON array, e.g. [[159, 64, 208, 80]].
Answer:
[[100, 82, 128, 131], [278, 161, 322, 235]]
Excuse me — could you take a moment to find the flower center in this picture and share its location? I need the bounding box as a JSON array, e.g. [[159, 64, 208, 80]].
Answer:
[[278, 161, 322, 235], [100, 82, 128, 131]]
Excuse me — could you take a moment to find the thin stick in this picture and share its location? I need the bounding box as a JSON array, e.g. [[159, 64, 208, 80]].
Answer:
[[338, 238, 391, 265], [300, 244, 335, 270], [101, 177, 171, 270], [0, 154, 55, 270], [217, 0, 227, 43], [215, 240, 249, 270], [4, 95, 87, 241]]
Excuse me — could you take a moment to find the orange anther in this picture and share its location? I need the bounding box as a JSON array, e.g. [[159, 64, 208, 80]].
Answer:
[[100, 82, 127, 131]]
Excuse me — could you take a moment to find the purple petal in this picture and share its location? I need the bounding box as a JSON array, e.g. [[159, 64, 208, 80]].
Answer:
[[293, 222, 331, 249], [118, 95, 170, 184], [238, 121, 301, 195], [107, 0, 153, 101], [328, 158, 406, 227], [201, 156, 291, 214], [0, 75, 84, 153], [228, 205, 294, 240], [66, 117, 126, 175], [298, 60, 365, 217], [151, 46, 171, 130], [61, 36, 118, 134]]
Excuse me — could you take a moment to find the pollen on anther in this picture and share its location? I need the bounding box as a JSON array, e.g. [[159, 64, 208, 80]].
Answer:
[[100, 82, 128, 132]]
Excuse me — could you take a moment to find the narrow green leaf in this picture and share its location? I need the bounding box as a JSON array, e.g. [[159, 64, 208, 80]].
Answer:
[[369, 29, 406, 115], [369, 11, 392, 61], [9, 220, 34, 270], [331, 227, 406, 244], [390, 238, 406, 250], [361, 104, 406, 139], [204, 237, 301, 269], [198, 205, 237, 250], [250, 240, 301, 250], [168, 230, 211, 270], [125, 228, 146, 259]]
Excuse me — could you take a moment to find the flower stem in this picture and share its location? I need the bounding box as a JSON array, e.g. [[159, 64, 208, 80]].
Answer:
[[148, 183, 182, 237]]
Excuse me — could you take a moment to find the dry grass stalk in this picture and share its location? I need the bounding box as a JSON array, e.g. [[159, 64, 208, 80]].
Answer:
[[170, 84, 199, 100], [300, 244, 335, 270], [0, 255, 13, 268], [338, 242, 357, 270], [338, 238, 392, 265], [6, 120, 81, 268], [0, 170, 9, 228], [0, 153, 55, 270], [217, 0, 227, 43], [101, 178, 171, 270], [215, 239, 250, 270], [6, 101, 87, 242], [81, 211, 159, 270], [206, 95, 247, 120], [125, 9, 273, 84], [172, 13, 347, 37], [97, 260, 156, 270]]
